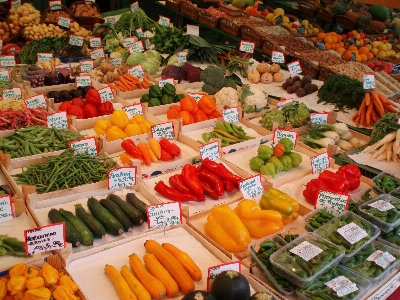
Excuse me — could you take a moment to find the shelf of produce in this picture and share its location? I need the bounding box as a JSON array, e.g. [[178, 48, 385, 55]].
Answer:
[[116, 89, 150, 105], [242, 116, 310, 137], [0, 159, 25, 215]]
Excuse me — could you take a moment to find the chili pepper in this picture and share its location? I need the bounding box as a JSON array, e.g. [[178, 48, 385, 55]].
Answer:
[[159, 138, 180, 157], [159, 149, 173, 161], [137, 140, 151, 166], [121, 139, 143, 160], [222, 180, 234, 192], [154, 181, 197, 202], [200, 180, 219, 200], [170, 142, 181, 156], [148, 138, 161, 159], [337, 164, 361, 191], [182, 164, 204, 195], [319, 170, 350, 194], [272, 143, 285, 158], [85, 88, 102, 105], [198, 169, 224, 196], [201, 158, 243, 186], [169, 174, 205, 201]]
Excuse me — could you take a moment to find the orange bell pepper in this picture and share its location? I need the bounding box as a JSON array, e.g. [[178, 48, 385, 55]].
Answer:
[[179, 96, 198, 114], [193, 110, 208, 123], [198, 95, 216, 115], [179, 111, 194, 125], [207, 110, 222, 119]]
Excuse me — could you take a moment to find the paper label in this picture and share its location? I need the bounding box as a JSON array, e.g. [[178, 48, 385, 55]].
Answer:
[[271, 51, 285, 63], [106, 18, 115, 25], [90, 37, 102, 48], [367, 250, 396, 269], [123, 37, 136, 48], [311, 152, 330, 173], [69, 35, 84, 47], [129, 41, 144, 53], [76, 75, 92, 87], [222, 107, 239, 123], [49, 0, 62, 9], [273, 129, 298, 147], [0, 195, 14, 222], [316, 190, 350, 216], [145, 39, 151, 50], [207, 261, 241, 291], [199, 140, 220, 161], [11, 0, 21, 8], [297, 25, 305, 34], [0, 55, 16, 67], [239, 174, 264, 199], [158, 78, 175, 88], [336, 24, 343, 34], [392, 64, 400, 74], [110, 58, 122, 68], [55, 63, 71, 71], [58, 16, 70, 28], [177, 51, 187, 63], [158, 15, 170, 27], [289, 241, 323, 261], [363, 74, 376, 89], [0, 70, 10, 81], [90, 48, 105, 59], [151, 121, 175, 140], [311, 113, 328, 124], [25, 94, 47, 109], [325, 276, 358, 297], [69, 137, 97, 156], [277, 98, 294, 110], [136, 28, 143, 38], [98, 86, 114, 102], [187, 92, 205, 102], [80, 60, 94, 73], [37, 52, 53, 63], [123, 103, 144, 119], [316, 40, 326, 50], [239, 40, 255, 53], [128, 65, 144, 78], [108, 166, 137, 189], [349, 37, 356, 46], [130, 1, 139, 12], [47, 111, 68, 129], [275, 15, 283, 25], [368, 200, 395, 212], [288, 60, 302, 76], [337, 222, 368, 245], [147, 202, 182, 229], [24, 223, 65, 255], [0, 40, 2, 52], [2, 87, 22, 100]]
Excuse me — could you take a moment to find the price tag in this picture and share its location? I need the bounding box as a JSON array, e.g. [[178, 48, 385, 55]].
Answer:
[[47, 111, 68, 129], [199, 140, 220, 161], [147, 202, 182, 229], [90, 37, 102, 48], [151, 121, 175, 140], [393, 64, 400, 74], [351, 52, 356, 62], [11, 0, 21, 9], [90, 48, 105, 59], [58, 16, 70, 28], [0, 55, 16, 67], [239, 174, 264, 199], [123, 37, 136, 48], [289, 241, 323, 261], [106, 18, 115, 25], [69, 137, 98, 156], [316, 40, 326, 50], [25, 94, 47, 109], [24, 223, 66, 255], [337, 222, 368, 245], [277, 98, 294, 109], [390, 36, 395, 44], [129, 41, 144, 54], [127, 64, 144, 78], [76, 75, 92, 87], [130, 1, 139, 12], [287, 60, 302, 77], [239, 40, 255, 53], [0, 39, 2, 52], [110, 58, 122, 68], [275, 15, 283, 25], [187, 92, 205, 102], [325, 276, 358, 297], [145, 39, 151, 50], [37, 52, 53, 63], [158, 78, 175, 88], [98, 86, 114, 102], [55, 63, 71, 71], [336, 24, 343, 34], [311, 152, 330, 173], [80, 60, 94, 73], [316, 190, 350, 216], [271, 51, 285, 63], [207, 261, 241, 291], [108, 166, 137, 190], [158, 15, 170, 27], [69, 35, 84, 47], [363, 74, 376, 89], [2, 87, 22, 100], [49, 0, 61, 9], [0, 70, 10, 81], [177, 51, 187, 63], [368, 200, 395, 212], [273, 129, 298, 147], [136, 28, 143, 38], [310, 112, 328, 124], [85, 0, 95, 2], [297, 25, 305, 34], [349, 37, 356, 46], [123, 103, 144, 119], [222, 107, 240, 123], [367, 250, 396, 269], [0, 195, 14, 222]]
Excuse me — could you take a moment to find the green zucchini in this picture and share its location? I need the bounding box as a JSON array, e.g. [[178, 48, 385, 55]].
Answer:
[[125, 193, 148, 222], [48, 208, 81, 247], [75, 203, 106, 239], [59, 208, 94, 246], [108, 194, 145, 225], [87, 197, 124, 236], [100, 199, 134, 232]]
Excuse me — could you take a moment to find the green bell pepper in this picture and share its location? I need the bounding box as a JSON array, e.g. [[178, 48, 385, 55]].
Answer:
[[250, 157, 265, 172], [161, 94, 174, 105], [175, 94, 185, 102], [280, 138, 294, 154], [260, 163, 276, 177], [162, 83, 176, 96], [267, 156, 284, 173], [279, 155, 292, 171], [149, 85, 163, 98], [257, 145, 273, 161], [288, 152, 302, 167], [140, 94, 150, 103], [148, 97, 161, 107]]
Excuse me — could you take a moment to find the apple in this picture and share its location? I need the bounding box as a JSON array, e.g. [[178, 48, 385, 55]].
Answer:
[[360, 33, 365, 39], [376, 37, 383, 41], [347, 32, 354, 38]]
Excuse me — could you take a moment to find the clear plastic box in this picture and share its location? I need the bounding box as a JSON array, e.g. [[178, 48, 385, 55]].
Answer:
[[358, 195, 400, 233], [296, 265, 371, 300], [372, 172, 400, 195], [275, 225, 307, 242], [314, 211, 381, 263], [20, 65, 46, 88], [303, 209, 336, 232], [389, 187, 400, 200], [269, 232, 344, 289]]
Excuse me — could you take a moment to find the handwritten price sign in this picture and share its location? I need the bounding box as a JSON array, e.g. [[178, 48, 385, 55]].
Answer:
[[69, 137, 97, 156], [222, 107, 240, 123], [24, 223, 65, 255], [158, 15, 170, 27], [187, 92, 205, 102], [311, 152, 330, 173], [145, 39, 151, 50], [25, 94, 47, 109], [239, 40, 255, 53], [128, 65, 144, 78], [129, 41, 144, 53], [271, 51, 285, 63], [80, 60, 94, 73], [136, 28, 143, 38], [310, 113, 328, 124], [90, 37, 102, 48], [0, 195, 14, 222], [0, 70, 10, 81], [98, 86, 114, 102], [158, 78, 175, 88], [273, 129, 298, 146], [49, 0, 62, 9], [55, 63, 71, 71], [47, 111, 68, 129], [288, 60, 302, 77], [69, 35, 84, 47], [316, 190, 350, 216], [37, 52, 53, 63], [177, 51, 187, 63], [123, 37, 135, 48], [0, 55, 16, 67], [2, 87, 22, 100], [151, 122, 175, 140], [130, 1, 139, 12], [108, 166, 137, 190], [90, 48, 105, 59], [277, 98, 294, 110], [199, 141, 220, 161], [239, 174, 264, 199], [207, 261, 241, 291], [110, 58, 122, 68], [76, 75, 92, 87], [147, 202, 182, 229], [123, 103, 144, 119], [58, 16, 70, 28], [363, 74, 376, 89]]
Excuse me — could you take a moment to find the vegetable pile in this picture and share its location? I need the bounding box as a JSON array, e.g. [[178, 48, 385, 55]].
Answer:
[[140, 83, 184, 107], [0, 235, 27, 257], [260, 101, 309, 130], [151, 24, 185, 54], [200, 65, 237, 95], [362, 128, 400, 162], [369, 112, 400, 145], [0, 107, 49, 130], [305, 209, 335, 231], [248, 62, 284, 85], [115, 9, 156, 33], [239, 84, 269, 113], [374, 174, 400, 194]]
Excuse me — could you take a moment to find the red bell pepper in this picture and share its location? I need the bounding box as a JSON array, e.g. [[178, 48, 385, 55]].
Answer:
[[58, 101, 72, 112], [71, 97, 85, 107], [83, 103, 99, 118], [182, 164, 204, 195], [98, 101, 114, 116], [67, 105, 85, 119], [337, 164, 361, 191], [319, 170, 350, 194], [85, 88, 101, 105], [154, 181, 197, 202], [303, 178, 331, 205]]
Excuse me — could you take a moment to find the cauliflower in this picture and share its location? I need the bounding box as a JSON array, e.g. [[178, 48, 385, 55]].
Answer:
[[239, 85, 268, 113], [281, 101, 310, 128], [260, 110, 286, 130], [214, 87, 239, 109]]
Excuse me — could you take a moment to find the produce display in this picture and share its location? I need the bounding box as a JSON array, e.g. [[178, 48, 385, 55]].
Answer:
[[140, 83, 184, 107], [305, 209, 335, 231], [362, 128, 400, 162], [0, 235, 27, 257], [0, 107, 49, 130], [260, 101, 310, 130], [248, 63, 284, 84], [22, 23, 67, 40], [373, 174, 400, 194]]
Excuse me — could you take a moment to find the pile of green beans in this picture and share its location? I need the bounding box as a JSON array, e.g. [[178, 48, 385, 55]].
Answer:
[[380, 225, 400, 246], [14, 149, 116, 194], [362, 206, 399, 223], [306, 209, 335, 231], [0, 126, 84, 158]]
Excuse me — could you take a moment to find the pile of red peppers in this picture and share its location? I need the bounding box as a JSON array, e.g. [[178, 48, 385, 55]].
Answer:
[[303, 164, 362, 205], [154, 158, 243, 202]]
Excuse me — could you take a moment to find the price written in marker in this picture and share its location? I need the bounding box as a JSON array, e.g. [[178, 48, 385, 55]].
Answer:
[[316, 40, 325, 50], [80, 60, 94, 73], [123, 103, 144, 119], [69, 137, 98, 156], [130, 1, 139, 12], [128, 41, 144, 53], [2, 87, 22, 100], [0, 40, 2, 52], [207, 261, 241, 291], [271, 51, 285, 63], [90, 48, 105, 59], [325, 276, 358, 297], [0, 55, 16, 67], [69, 35, 84, 47], [311, 152, 330, 173], [25, 94, 47, 109], [316, 190, 350, 216], [288, 61, 302, 77], [239, 174, 264, 199], [145, 39, 151, 50], [108, 166, 137, 190], [76, 75, 92, 87], [393, 64, 400, 74], [310, 112, 328, 124], [158, 15, 170, 27], [49, 0, 62, 9], [98, 86, 114, 102], [277, 98, 294, 110], [110, 58, 122, 67], [273, 129, 298, 146], [187, 92, 205, 102], [0, 195, 14, 222], [177, 51, 187, 63], [297, 26, 305, 34], [58, 16, 70, 28], [147, 202, 182, 229], [136, 28, 143, 38], [90, 37, 102, 48], [363, 74, 376, 89], [12, 0, 21, 7], [290, 241, 323, 261], [37, 52, 53, 63], [151, 122, 175, 140], [106, 18, 115, 25], [24, 223, 66, 255], [199, 140, 220, 161], [239, 40, 255, 53], [128, 64, 144, 78], [222, 107, 240, 123], [47, 111, 68, 129], [55, 63, 71, 71], [158, 78, 175, 88], [0, 70, 10, 81], [123, 37, 135, 48]]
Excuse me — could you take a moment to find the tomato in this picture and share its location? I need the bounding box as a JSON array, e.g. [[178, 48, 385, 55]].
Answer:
[[58, 101, 72, 112], [71, 97, 85, 107], [83, 103, 99, 118], [68, 105, 86, 119]]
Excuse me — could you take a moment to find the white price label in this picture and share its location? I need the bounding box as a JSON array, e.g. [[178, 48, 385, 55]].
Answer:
[[49, 0, 61, 9], [90, 37, 102, 48], [207, 261, 241, 291], [367, 250, 396, 269], [151, 122, 175, 140], [289, 241, 323, 261], [311, 113, 328, 124], [24, 223, 65, 255], [106, 18, 115, 25], [239, 174, 264, 199], [199, 141, 220, 161], [58, 16, 70, 28], [108, 167, 137, 190], [80, 60, 94, 73], [147, 202, 182, 229], [288, 60, 302, 76], [128, 65, 144, 78], [316, 190, 350, 216], [337, 222, 368, 245], [98, 86, 114, 102], [136, 28, 143, 38], [90, 48, 105, 59], [130, 1, 139, 12], [177, 51, 187, 63], [271, 51, 285, 63], [129, 41, 144, 53], [325, 276, 358, 297], [25, 94, 47, 109], [76, 75, 92, 87], [110, 58, 122, 67], [0, 55, 16, 67], [2, 87, 22, 100], [0, 40, 2, 52], [145, 39, 151, 50], [47, 111, 68, 129], [368, 200, 395, 212], [123, 104, 144, 119], [37, 52, 53, 63], [311, 152, 330, 173], [222, 107, 240, 123], [0, 195, 14, 222], [69, 137, 97, 156], [158, 15, 170, 27], [273, 129, 298, 146], [55, 63, 71, 71], [363, 74, 376, 90], [69, 35, 84, 47], [187, 92, 205, 102], [0, 70, 10, 81], [123, 37, 136, 48], [11, 0, 21, 8], [277, 98, 293, 110], [239, 40, 255, 53], [158, 78, 175, 88]]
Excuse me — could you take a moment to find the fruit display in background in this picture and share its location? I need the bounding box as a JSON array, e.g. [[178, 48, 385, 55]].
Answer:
[[266, 7, 287, 25], [281, 19, 320, 35], [367, 61, 393, 74], [369, 40, 397, 60], [312, 31, 344, 51], [245, 1, 269, 17]]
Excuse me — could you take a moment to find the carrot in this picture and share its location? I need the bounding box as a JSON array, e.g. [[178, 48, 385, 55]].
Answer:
[[354, 115, 361, 127], [352, 111, 359, 121], [119, 76, 132, 90], [371, 108, 379, 123], [136, 82, 144, 89], [114, 81, 129, 91], [371, 91, 385, 117], [124, 73, 140, 82], [364, 92, 371, 106], [108, 83, 117, 90], [383, 102, 398, 113], [141, 80, 150, 89], [377, 93, 390, 104], [365, 101, 374, 126], [143, 77, 151, 85]]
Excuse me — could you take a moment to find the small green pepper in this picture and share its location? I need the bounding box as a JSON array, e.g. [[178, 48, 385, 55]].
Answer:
[[249, 156, 265, 172], [260, 163, 276, 177], [257, 145, 273, 161]]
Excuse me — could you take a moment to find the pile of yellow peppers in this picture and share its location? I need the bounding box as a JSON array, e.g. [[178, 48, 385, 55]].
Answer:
[[0, 263, 81, 300], [94, 110, 153, 142]]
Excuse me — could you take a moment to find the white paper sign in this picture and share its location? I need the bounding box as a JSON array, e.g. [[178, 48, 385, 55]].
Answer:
[[11, 0, 21, 8], [147, 202, 182, 229], [123, 37, 136, 48], [0, 55, 16, 67], [316, 190, 350, 216], [187, 92, 205, 102], [222, 107, 240, 123], [239, 175, 264, 199], [37, 52, 53, 63], [69, 35, 84, 47], [368, 200, 395, 212], [136, 28, 143, 38], [90, 48, 105, 59], [80, 60, 94, 73], [108, 167, 137, 189], [187, 24, 199, 36], [158, 78, 175, 88], [49, 0, 62, 9], [98, 86, 114, 102], [177, 51, 187, 63], [289, 241, 323, 261], [311, 152, 330, 173], [363, 74, 376, 90], [337, 222, 368, 245], [25, 94, 47, 109], [271, 51, 285, 63], [239, 40, 255, 53], [128, 65, 144, 78], [58, 16, 70, 28], [151, 122, 175, 140], [311, 113, 329, 124], [24, 223, 65, 255], [123, 104, 144, 119], [76, 75, 92, 87], [277, 98, 293, 110], [145, 39, 151, 50], [199, 141, 220, 161], [2, 87, 22, 100], [273, 129, 298, 146], [47, 111, 68, 129], [0, 195, 14, 222], [158, 15, 170, 27], [288, 60, 302, 76], [106, 17, 115, 25], [110, 58, 122, 68], [129, 41, 144, 53], [90, 37, 102, 48], [0, 70, 10, 81], [367, 250, 396, 269], [325, 276, 358, 297], [69, 137, 97, 156], [130, 1, 139, 12], [55, 63, 71, 71]]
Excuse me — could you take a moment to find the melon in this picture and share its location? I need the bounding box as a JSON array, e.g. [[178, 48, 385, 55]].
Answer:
[[368, 5, 388, 22], [232, 0, 245, 8]]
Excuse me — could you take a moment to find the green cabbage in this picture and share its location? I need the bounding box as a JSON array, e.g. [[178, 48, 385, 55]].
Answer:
[[144, 50, 162, 63], [142, 61, 158, 74], [126, 53, 147, 66]]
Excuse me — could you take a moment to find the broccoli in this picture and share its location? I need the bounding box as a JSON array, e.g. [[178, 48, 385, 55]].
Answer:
[[260, 110, 286, 130], [281, 102, 310, 128], [202, 83, 221, 95], [224, 79, 236, 89], [200, 65, 226, 95]]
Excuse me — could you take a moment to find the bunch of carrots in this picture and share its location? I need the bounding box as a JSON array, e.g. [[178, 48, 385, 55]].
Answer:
[[109, 74, 152, 92], [352, 91, 399, 128]]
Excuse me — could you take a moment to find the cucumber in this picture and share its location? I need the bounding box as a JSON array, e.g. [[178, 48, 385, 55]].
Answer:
[[87, 197, 124, 236], [100, 199, 134, 232], [59, 209, 94, 246], [125, 193, 148, 221], [48, 208, 81, 247], [75, 203, 106, 239], [108, 194, 145, 225]]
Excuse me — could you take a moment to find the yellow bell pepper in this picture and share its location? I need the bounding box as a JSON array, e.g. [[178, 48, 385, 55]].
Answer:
[[7, 276, 26, 296], [24, 287, 52, 300], [39, 264, 58, 286], [139, 121, 152, 133], [8, 264, 27, 278], [123, 123, 142, 136], [106, 126, 127, 142], [0, 280, 7, 299], [26, 277, 45, 290], [260, 188, 299, 218], [13, 290, 26, 300], [58, 276, 78, 294], [24, 267, 40, 279], [93, 119, 112, 136], [204, 204, 251, 253], [130, 114, 146, 124], [52, 286, 78, 300], [110, 110, 129, 129]]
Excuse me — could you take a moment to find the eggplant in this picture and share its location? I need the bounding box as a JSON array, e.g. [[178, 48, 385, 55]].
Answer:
[[45, 71, 65, 86], [47, 91, 57, 98], [51, 91, 63, 103], [70, 89, 83, 98], [60, 90, 72, 101], [66, 73, 77, 83]]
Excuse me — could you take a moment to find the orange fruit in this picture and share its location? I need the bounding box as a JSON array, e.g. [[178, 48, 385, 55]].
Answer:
[[348, 45, 358, 51], [245, 6, 253, 14], [311, 37, 317, 43], [317, 32, 326, 40], [336, 35, 342, 42], [359, 47, 369, 55], [336, 47, 345, 54], [324, 36, 332, 44], [367, 52, 374, 61], [331, 36, 337, 43], [339, 42, 344, 47], [343, 51, 352, 61], [356, 54, 361, 62], [325, 43, 332, 50], [360, 54, 368, 62]]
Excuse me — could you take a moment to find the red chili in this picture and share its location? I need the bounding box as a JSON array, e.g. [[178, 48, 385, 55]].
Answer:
[[121, 139, 143, 160], [199, 181, 219, 200], [160, 149, 173, 161], [201, 158, 243, 186], [182, 164, 204, 195], [170, 142, 181, 156], [154, 181, 197, 202], [198, 169, 224, 196], [222, 180, 234, 192], [160, 138, 180, 157], [169, 174, 205, 201]]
